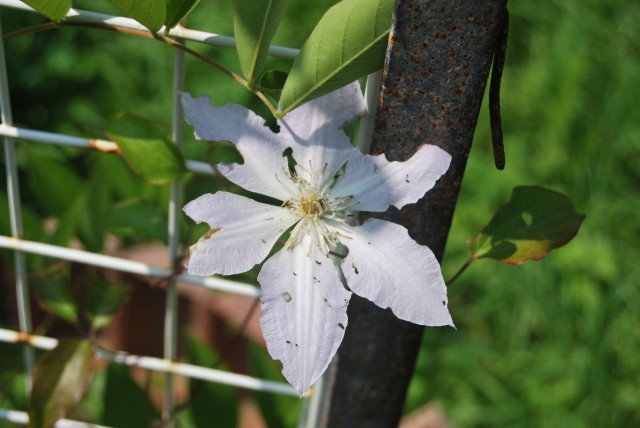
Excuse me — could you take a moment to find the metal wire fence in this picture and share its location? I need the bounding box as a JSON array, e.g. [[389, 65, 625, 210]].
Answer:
[[0, 1, 380, 426]]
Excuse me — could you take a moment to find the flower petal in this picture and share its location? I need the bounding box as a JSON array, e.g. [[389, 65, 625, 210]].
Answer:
[[278, 82, 365, 186], [340, 218, 453, 327], [259, 241, 351, 395], [330, 149, 391, 212], [332, 144, 451, 212], [374, 144, 451, 209], [181, 93, 294, 200], [183, 192, 298, 275]]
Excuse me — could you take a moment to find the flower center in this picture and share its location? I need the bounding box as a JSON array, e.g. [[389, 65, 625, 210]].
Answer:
[[299, 192, 326, 216]]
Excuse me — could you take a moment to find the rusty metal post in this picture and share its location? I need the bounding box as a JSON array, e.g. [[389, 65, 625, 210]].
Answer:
[[319, 1, 508, 426]]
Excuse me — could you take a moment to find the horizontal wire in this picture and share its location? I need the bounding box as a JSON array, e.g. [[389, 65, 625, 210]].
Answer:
[[0, 328, 299, 396], [0, 235, 262, 298], [0, 409, 111, 428], [0, 124, 215, 176], [0, 0, 298, 59]]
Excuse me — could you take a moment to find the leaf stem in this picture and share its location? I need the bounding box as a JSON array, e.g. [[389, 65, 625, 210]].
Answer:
[[446, 256, 475, 286], [3, 22, 280, 116]]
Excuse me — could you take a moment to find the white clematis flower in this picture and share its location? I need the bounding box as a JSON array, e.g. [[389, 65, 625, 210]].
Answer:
[[181, 82, 454, 395]]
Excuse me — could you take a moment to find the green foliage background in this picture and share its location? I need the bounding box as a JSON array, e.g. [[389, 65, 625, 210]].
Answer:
[[1, 0, 639, 426]]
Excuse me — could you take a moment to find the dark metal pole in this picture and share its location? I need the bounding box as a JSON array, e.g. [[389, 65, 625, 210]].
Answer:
[[320, 1, 507, 426]]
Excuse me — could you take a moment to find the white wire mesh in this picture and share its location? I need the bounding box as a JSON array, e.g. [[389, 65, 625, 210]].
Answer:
[[0, 1, 381, 426]]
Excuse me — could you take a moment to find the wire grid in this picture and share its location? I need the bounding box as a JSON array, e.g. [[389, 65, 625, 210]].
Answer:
[[0, 1, 381, 426]]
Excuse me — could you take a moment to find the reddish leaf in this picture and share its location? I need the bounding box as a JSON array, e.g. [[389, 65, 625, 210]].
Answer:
[[468, 186, 585, 265], [29, 339, 95, 428]]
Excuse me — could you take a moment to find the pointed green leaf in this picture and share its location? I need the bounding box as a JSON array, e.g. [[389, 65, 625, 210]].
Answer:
[[29, 339, 95, 428], [165, 0, 202, 30], [104, 113, 185, 185], [279, 0, 393, 114], [468, 186, 586, 265], [185, 334, 238, 428], [25, 148, 84, 216], [86, 281, 133, 330], [233, 0, 290, 86], [32, 281, 79, 325], [20, 0, 71, 21], [248, 342, 301, 427], [107, 199, 168, 241], [108, 0, 166, 33], [103, 363, 157, 427]]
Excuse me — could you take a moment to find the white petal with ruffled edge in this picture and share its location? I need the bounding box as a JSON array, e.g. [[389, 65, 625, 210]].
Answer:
[[278, 82, 365, 186], [373, 144, 452, 209], [339, 218, 453, 327], [259, 241, 351, 395], [181, 93, 294, 201], [183, 192, 298, 276], [331, 145, 451, 212]]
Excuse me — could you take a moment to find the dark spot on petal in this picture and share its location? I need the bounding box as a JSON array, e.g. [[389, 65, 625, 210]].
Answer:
[[338, 323, 345, 330], [286, 340, 291, 344], [293, 272, 297, 276], [352, 263, 359, 275], [442, 301, 446, 306], [405, 174, 410, 183], [261, 238, 267, 244], [315, 260, 321, 265]]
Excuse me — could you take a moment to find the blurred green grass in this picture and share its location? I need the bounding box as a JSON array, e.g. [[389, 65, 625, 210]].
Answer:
[[407, 0, 640, 426], [1, 0, 639, 426]]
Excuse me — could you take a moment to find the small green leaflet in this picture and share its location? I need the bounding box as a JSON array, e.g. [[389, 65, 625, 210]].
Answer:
[[107, 199, 168, 241], [233, 0, 290, 87], [104, 113, 185, 185], [32, 281, 79, 325], [165, 0, 202, 30], [108, 0, 166, 33], [279, 0, 394, 115], [86, 281, 133, 331], [468, 186, 585, 265], [29, 339, 95, 428], [20, 0, 71, 21]]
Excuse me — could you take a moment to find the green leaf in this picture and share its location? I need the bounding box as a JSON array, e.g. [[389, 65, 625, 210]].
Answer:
[[104, 113, 185, 185], [248, 342, 300, 427], [185, 334, 238, 428], [468, 186, 586, 265], [25, 148, 84, 216], [103, 363, 157, 428], [233, 0, 290, 86], [279, 0, 393, 114], [29, 339, 95, 428], [256, 69, 288, 100], [165, 0, 202, 30], [108, 0, 166, 33], [20, 0, 71, 21], [86, 281, 133, 330], [79, 162, 113, 252], [107, 199, 168, 241], [32, 281, 79, 325]]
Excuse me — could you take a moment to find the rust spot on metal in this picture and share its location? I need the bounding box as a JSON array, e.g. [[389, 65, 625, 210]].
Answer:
[[90, 138, 121, 154], [16, 331, 30, 344]]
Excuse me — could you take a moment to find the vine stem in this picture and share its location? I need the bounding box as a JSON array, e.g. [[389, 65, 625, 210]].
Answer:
[[446, 256, 476, 286], [3, 22, 280, 116]]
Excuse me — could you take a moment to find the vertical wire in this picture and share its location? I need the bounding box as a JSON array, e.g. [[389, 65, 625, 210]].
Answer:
[[0, 17, 35, 391], [356, 71, 382, 153], [163, 36, 186, 423]]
